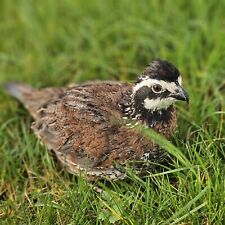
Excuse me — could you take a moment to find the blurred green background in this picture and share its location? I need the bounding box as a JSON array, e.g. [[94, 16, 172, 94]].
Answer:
[[1, 0, 225, 85], [0, 0, 224, 224]]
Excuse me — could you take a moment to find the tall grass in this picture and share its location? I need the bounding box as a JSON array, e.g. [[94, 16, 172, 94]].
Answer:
[[0, 0, 224, 224]]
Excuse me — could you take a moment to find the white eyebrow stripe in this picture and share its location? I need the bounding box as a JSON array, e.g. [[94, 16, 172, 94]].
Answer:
[[178, 76, 182, 85], [133, 78, 179, 93]]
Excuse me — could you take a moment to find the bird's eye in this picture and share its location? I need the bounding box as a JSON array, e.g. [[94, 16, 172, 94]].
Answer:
[[152, 84, 163, 93]]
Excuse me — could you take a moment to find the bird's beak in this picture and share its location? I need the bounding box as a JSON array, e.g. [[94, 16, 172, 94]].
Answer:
[[169, 85, 189, 104]]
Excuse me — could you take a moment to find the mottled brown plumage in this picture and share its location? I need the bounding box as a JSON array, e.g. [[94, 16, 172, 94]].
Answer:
[[5, 60, 189, 180]]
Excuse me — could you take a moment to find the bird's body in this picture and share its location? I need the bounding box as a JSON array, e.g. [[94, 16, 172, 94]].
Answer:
[[5, 60, 189, 180]]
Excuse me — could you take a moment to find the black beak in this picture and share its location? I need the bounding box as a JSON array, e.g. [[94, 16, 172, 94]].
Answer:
[[169, 85, 189, 104]]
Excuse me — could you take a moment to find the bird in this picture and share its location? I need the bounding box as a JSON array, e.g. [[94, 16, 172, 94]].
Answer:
[[5, 59, 189, 180]]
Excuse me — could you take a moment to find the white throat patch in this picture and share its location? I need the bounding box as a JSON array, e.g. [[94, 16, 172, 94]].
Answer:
[[144, 97, 175, 110]]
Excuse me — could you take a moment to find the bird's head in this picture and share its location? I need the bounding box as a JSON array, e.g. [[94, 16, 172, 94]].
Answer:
[[132, 60, 189, 114]]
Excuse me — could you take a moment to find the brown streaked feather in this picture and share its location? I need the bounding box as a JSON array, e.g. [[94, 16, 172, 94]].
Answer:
[[6, 81, 177, 180]]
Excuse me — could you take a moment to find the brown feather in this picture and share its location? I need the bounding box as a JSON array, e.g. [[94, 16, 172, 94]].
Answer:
[[6, 81, 177, 179]]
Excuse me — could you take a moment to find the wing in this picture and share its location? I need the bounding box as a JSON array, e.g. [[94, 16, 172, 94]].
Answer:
[[31, 82, 151, 174]]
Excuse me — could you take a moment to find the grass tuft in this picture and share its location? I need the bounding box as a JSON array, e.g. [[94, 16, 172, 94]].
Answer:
[[0, 0, 224, 224]]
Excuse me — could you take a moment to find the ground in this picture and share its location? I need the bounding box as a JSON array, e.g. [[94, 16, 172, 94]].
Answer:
[[0, 0, 224, 224]]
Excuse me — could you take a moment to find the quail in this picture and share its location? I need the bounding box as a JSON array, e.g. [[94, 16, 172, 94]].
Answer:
[[5, 60, 189, 180]]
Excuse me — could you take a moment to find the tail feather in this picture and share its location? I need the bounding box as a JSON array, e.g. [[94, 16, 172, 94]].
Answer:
[[5, 82, 34, 103], [5, 82, 64, 118]]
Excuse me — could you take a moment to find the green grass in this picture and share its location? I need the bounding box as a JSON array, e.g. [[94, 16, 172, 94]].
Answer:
[[0, 0, 224, 224]]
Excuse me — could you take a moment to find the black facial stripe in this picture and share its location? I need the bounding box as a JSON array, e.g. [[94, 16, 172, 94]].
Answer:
[[134, 85, 171, 103], [133, 86, 150, 114], [134, 86, 150, 102], [134, 86, 163, 103], [159, 90, 171, 99], [146, 89, 170, 100], [147, 91, 161, 99]]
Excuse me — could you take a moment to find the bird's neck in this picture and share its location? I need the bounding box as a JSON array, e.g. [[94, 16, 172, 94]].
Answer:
[[119, 90, 173, 128]]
